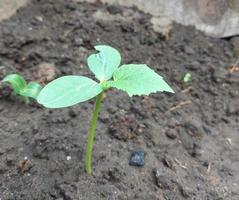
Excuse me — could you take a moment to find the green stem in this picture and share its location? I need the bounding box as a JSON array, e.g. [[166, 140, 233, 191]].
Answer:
[[23, 96, 30, 104], [85, 92, 104, 174]]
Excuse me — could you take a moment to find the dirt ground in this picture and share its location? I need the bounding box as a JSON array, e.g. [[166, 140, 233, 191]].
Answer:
[[0, 0, 239, 200]]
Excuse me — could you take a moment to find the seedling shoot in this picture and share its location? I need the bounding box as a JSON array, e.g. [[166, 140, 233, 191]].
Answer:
[[2, 74, 42, 103], [182, 72, 192, 83], [37, 45, 174, 174]]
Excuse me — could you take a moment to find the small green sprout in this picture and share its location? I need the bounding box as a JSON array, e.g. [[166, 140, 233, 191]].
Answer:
[[2, 74, 42, 103], [182, 72, 192, 83], [37, 45, 174, 174]]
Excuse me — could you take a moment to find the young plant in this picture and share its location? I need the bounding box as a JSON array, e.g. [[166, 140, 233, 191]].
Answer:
[[2, 74, 42, 103], [182, 72, 192, 83], [37, 45, 174, 174]]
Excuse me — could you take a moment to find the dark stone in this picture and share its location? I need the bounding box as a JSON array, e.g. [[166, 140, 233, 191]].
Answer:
[[129, 149, 145, 167]]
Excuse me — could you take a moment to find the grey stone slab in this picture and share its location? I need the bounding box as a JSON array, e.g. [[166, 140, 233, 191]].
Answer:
[[74, 0, 239, 38], [0, 0, 29, 21]]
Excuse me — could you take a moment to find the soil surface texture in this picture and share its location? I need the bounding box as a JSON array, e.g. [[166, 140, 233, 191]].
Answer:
[[0, 0, 239, 200]]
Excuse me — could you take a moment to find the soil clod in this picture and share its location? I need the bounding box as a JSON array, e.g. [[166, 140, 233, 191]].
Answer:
[[153, 169, 175, 190]]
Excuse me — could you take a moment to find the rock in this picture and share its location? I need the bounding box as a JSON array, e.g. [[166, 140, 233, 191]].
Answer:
[[129, 149, 145, 167], [147, 123, 161, 145], [73, 37, 83, 46], [150, 17, 173, 39], [74, 0, 239, 38], [165, 131, 177, 140], [0, 0, 29, 21], [189, 61, 200, 71]]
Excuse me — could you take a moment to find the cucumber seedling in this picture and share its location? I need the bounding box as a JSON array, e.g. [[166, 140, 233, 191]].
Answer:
[[182, 72, 192, 83], [2, 74, 42, 103], [37, 45, 174, 174]]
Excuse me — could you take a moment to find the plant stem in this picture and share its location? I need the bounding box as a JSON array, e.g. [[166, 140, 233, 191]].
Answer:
[[85, 92, 104, 174], [23, 96, 30, 104]]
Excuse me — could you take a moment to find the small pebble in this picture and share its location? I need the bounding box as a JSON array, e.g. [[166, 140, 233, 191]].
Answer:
[[165, 131, 177, 140], [35, 16, 43, 22], [129, 149, 145, 166]]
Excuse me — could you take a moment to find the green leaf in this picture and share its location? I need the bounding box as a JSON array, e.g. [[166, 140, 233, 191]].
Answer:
[[106, 64, 174, 96], [182, 72, 192, 83], [2, 74, 27, 94], [87, 45, 121, 81], [20, 82, 42, 99], [37, 76, 103, 108]]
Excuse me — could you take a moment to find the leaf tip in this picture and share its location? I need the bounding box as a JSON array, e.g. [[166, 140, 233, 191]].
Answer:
[[167, 87, 175, 94]]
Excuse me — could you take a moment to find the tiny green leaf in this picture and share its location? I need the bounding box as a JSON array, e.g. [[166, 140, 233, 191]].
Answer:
[[37, 76, 103, 108], [106, 64, 174, 96], [87, 45, 121, 81], [182, 72, 192, 83], [20, 82, 42, 99], [2, 74, 27, 94]]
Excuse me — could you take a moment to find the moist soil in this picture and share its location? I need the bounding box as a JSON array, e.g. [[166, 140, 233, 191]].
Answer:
[[0, 0, 239, 199]]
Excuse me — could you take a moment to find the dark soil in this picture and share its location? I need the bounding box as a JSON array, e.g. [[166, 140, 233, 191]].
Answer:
[[0, 0, 239, 199]]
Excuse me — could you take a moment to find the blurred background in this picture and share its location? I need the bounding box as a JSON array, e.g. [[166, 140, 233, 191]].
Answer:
[[1, 0, 239, 37]]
